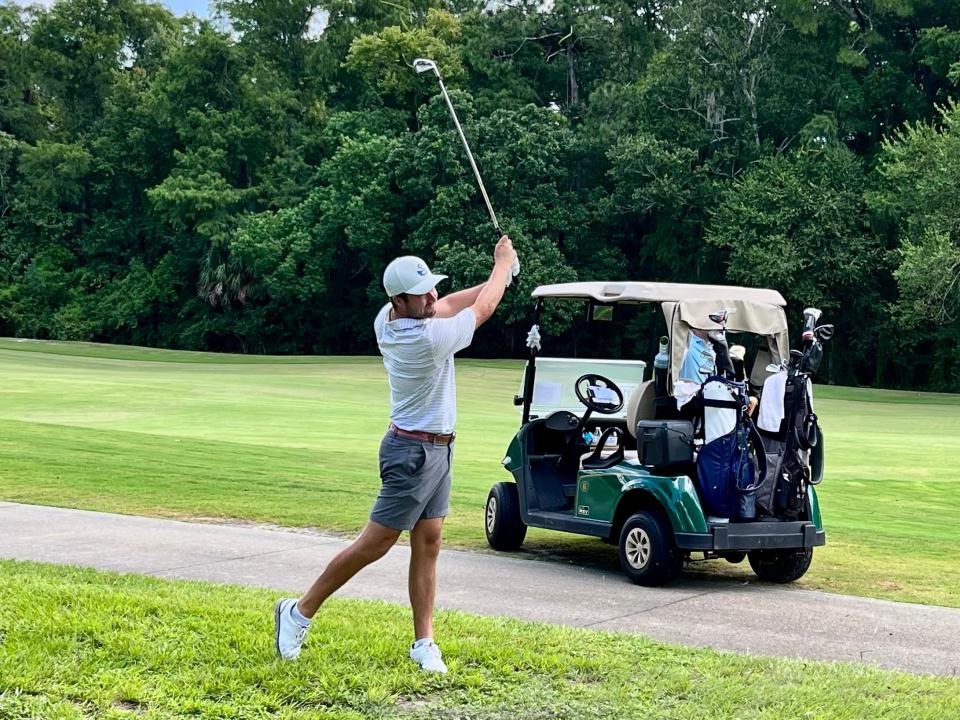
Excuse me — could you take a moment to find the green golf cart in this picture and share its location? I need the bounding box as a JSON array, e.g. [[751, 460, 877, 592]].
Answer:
[[484, 282, 826, 586]]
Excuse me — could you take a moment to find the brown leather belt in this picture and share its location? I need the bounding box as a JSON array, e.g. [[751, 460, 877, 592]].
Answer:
[[389, 423, 455, 445]]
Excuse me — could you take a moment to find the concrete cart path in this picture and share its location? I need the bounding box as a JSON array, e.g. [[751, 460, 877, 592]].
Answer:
[[2, 502, 957, 677]]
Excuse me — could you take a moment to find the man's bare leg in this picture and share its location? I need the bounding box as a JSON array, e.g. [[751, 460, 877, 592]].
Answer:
[[297, 520, 401, 618], [409, 517, 444, 639]]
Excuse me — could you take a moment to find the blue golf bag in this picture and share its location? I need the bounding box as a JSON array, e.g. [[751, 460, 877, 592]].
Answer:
[[695, 376, 766, 520]]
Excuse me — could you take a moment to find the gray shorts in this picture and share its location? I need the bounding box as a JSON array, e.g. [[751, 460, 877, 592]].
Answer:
[[371, 431, 453, 531]]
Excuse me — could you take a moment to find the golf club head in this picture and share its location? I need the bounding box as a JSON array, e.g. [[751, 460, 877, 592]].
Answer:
[[707, 329, 729, 349], [814, 324, 835, 342], [413, 58, 438, 76], [706, 331, 734, 377], [709, 308, 734, 326]]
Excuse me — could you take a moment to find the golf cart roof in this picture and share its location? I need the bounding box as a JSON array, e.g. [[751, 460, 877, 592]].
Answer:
[[531, 282, 786, 306]]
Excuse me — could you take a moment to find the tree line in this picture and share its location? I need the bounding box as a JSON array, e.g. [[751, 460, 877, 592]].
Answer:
[[1, 0, 958, 389]]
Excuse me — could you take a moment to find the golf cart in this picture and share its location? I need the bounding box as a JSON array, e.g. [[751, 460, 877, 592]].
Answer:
[[485, 282, 830, 586]]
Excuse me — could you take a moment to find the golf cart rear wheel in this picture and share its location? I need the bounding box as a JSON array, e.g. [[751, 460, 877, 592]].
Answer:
[[748, 547, 813, 583], [485, 482, 526, 551], [617, 511, 682, 586]]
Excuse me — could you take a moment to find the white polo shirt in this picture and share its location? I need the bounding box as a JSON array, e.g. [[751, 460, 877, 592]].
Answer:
[[374, 303, 476, 434]]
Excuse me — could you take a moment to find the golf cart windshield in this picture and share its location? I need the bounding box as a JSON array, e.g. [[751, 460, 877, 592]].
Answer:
[[520, 357, 647, 420]]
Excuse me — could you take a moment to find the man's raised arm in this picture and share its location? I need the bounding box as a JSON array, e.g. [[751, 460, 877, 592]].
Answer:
[[434, 283, 487, 318]]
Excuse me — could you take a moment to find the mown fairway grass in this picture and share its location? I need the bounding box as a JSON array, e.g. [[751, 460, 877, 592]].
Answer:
[[0, 338, 958, 607], [1, 560, 957, 720]]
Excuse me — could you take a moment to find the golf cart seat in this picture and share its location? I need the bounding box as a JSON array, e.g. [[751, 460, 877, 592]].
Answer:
[[626, 380, 656, 439], [750, 347, 775, 391]]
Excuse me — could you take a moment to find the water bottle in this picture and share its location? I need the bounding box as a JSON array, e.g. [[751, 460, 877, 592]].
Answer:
[[654, 336, 669, 397]]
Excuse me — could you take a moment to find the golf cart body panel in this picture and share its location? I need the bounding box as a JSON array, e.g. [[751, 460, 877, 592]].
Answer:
[[505, 429, 823, 537], [575, 465, 707, 532], [809, 484, 823, 527], [490, 280, 829, 585]]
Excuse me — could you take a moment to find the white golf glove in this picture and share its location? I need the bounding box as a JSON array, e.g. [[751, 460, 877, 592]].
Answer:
[[506, 252, 520, 287], [525, 323, 541, 351]]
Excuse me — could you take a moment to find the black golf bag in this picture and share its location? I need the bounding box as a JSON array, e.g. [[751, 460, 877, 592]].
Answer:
[[756, 373, 820, 519]]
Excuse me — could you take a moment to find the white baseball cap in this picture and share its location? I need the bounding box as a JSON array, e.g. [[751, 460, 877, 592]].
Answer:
[[383, 256, 447, 296]]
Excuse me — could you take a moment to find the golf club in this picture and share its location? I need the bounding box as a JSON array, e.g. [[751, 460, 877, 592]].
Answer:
[[413, 57, 519, 283], [707, 308, 735, 378]]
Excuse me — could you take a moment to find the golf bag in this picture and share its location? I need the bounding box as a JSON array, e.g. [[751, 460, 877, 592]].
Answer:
[[756, 373, 820, 519], [695, 376, 765, 519]]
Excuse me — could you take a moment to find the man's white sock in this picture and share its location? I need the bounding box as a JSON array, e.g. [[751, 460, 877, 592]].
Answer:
[[291, 601, 311, 628]]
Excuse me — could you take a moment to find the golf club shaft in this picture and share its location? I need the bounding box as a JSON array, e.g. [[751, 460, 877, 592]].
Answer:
[[433, 75, 501, 236]]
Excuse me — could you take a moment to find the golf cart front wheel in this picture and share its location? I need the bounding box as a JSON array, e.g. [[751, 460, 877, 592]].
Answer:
[[748, 548, 813, 583], [485, 482, 526, 551], [617, 510, 682, 586]]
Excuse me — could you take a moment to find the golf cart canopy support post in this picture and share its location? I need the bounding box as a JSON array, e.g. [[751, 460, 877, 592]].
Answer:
[[520, 299, 543, 425]]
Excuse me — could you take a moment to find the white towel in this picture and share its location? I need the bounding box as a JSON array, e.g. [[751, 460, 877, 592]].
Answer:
[[758, 371, 787, 432], [758, 371, 814, 432], [674, 380, 701, 410]]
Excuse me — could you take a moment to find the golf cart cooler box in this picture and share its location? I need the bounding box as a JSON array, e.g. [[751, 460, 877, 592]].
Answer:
[[675, 520, 825, 551], [635, 420, 694, 467]]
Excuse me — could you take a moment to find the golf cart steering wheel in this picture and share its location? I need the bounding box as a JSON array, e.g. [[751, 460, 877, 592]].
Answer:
[[574, 374, 625, 415]]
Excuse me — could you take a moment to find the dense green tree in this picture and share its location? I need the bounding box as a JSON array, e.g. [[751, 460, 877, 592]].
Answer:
[[0, 0, 958, 388], [870, 99, 960, 389], [707, 142, 883, 384], [0, 5, 46, 142]]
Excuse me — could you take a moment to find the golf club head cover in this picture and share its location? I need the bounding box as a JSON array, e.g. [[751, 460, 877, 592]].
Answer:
[[802, 307, 822, 342], [707, 330, 735, 378], [729, 344, 746, 382]]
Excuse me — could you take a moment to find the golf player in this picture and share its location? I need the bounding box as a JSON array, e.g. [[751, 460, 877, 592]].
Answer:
[[274, 235, 517, 673]]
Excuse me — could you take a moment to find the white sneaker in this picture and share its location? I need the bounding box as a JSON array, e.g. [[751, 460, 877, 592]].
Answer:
[[274, 598, 308, 660], [409, 639, 448, 673]]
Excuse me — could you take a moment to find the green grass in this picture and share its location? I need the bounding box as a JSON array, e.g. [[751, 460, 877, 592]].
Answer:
[[0, 339, 958, 607], [1, 560, 957, 720]]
